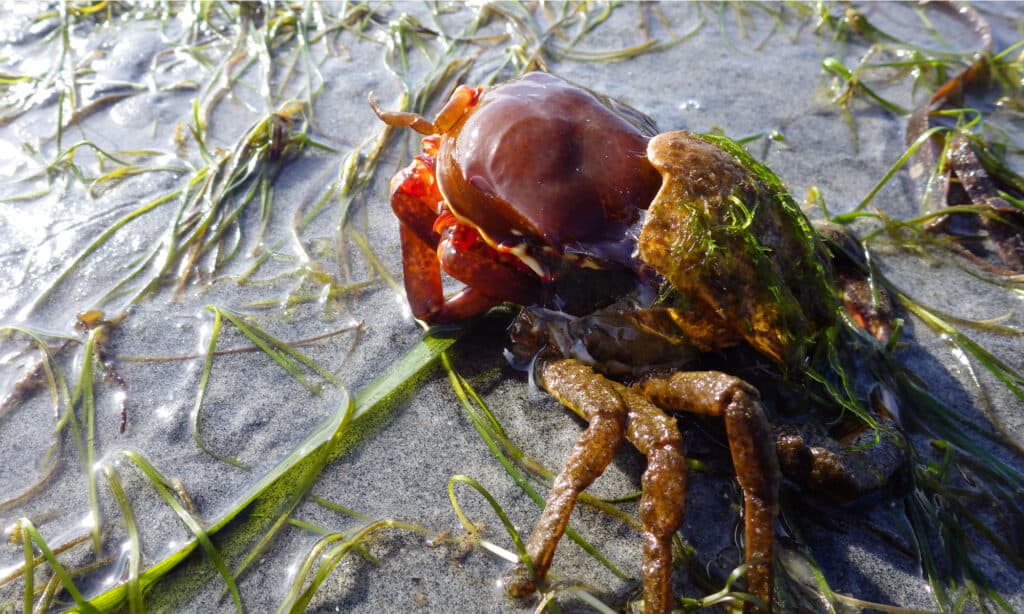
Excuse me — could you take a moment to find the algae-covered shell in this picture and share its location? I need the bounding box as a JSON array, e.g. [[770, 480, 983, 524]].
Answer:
[[639, 131, 838, 366]]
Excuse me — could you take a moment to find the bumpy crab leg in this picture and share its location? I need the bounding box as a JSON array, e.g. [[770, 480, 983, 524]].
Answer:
[[636, 371, 780, 613], [505, 358, 686, 613], [622, 382, 688, 611]]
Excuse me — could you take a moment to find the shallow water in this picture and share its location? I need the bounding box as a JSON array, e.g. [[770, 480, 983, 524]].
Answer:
[[0, 3, 1022, 612]]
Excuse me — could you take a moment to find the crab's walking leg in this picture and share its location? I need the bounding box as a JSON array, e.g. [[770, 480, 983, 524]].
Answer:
[[619, 385, 687, 612], [370, 85, 481, 135], [506, 358, 687, 614], [395, 223, 443, 318], [637, 371, 779, 614], [389, 154, 446, 319], [504, 358, 627, 597]]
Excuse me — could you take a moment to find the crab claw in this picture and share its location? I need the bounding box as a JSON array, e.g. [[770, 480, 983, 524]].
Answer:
[[389, 152, 539, 323]]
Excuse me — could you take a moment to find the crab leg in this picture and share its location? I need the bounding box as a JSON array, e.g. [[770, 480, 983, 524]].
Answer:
[[506, 358, 686, 614], [620, 384, 687, 612], [504, 358, 627, 598], [394, 223, 442, 319], [370, 85, 480, 135], [390, 140, 537, 320], [637, 371, 779, 614]]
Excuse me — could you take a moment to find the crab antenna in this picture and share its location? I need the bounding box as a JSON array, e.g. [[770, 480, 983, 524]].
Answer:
[[368, 92, 437, 135]]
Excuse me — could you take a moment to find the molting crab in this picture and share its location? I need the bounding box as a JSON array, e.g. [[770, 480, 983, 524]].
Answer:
[[373, 72, 901, 613]]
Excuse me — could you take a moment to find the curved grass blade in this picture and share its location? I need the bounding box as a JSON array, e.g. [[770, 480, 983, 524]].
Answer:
[[71, 332, 455, 612], [191, 305, 347, 467], [277, 518, 425, 614], [0, 327, 78, 510], [12, 519, 99, 614], [275, 531, 351, 612], [448, 474, 528, 565], [98, 464, 143, 614], [116, 450, 244, 614], [190, 306, 246, 468], [677, 562, 767, 612]]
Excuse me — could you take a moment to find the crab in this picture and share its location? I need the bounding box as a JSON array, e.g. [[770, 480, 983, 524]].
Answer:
[[373, 72, 900, 613]]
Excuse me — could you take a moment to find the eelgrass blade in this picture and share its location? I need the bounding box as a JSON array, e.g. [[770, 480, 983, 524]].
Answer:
[[190, 306, 247, 468], [214, 307, 342, 388], [278, 518, 425, 614], [276, 532, 350, 612], [23, 97, 316, 317], [676, 562, 768, 612], [98, 464, 143, 614], [833, 125, 949, 219], [448, 474, 528, 565], [537, 585, 618, 614], [0, 533, 91, 588], [916, 463, 1024, 570], [73, 332, 454, 612], [308, 496, 373, 522], [901, 297, 1024, 403], [72, 328, 103, 556], [822, 56, 911, 116], [905, 478, 955, 612], [13, 519, 98, 614], [117, 450, 244, 614], [21, 518, 33, 614], [0, 327, 77, 510], [349, 230, 402, 293], [104, 246, 163, 308], [895, 368, 1024, 492], [87, 163, 188, 197]]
